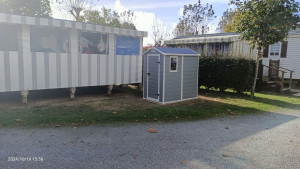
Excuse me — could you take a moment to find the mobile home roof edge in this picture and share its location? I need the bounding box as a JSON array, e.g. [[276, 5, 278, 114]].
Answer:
[[0, 13, 148, 37]]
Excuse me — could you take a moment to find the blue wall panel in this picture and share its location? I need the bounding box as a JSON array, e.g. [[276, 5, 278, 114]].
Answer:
[[116, 36, 140, 55]]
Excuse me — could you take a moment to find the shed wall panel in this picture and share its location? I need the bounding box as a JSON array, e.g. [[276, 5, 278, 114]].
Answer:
[[183, 56, 198, 99], [164, 56, 182, 102]]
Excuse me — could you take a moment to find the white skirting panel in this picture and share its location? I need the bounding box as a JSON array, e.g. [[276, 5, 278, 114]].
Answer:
[[81, 55, 89, 87], [131, 55, 137, 83], [49, 53, 57, 88], [90, 54, 98, 86], [116, 55, 122, 84], [0, 52, 5, 91], [137, 55, 143, 83], [123, 55, 129, 84], [60, 53, 69, 88], [36, 52, 46, 89], [9, 51, 20, 91], [99, 55, 106, 85]]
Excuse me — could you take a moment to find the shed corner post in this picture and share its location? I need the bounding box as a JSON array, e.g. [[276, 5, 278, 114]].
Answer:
[[21, 90, 29, 104]]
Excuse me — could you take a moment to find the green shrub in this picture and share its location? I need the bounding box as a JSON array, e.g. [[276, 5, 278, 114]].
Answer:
[[198, 54, 256, 93]]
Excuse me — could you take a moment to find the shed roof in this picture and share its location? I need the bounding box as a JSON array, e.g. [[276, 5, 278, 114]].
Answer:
[[153, 47, 198, 55]]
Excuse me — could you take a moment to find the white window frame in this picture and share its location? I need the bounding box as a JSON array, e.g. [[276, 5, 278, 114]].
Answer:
[[269, 42, 281, 57], [170, 56, 178, 72]]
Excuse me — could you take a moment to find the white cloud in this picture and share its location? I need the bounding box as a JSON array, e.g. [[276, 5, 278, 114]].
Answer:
[[114, 0, 174, 46]]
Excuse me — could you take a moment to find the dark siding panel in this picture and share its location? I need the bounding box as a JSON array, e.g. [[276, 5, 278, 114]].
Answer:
[[281, 41, 288, 58], [263, 46, 269, 58]]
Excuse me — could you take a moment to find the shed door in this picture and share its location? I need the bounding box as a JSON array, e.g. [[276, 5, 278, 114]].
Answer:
[[147, 55, 160, 101]]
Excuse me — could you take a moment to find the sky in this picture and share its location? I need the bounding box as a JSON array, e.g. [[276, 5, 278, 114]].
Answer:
[[51, 0, 231, 46]]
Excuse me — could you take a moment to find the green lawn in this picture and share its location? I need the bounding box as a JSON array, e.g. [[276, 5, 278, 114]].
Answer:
[[0, 87, 299, 128]]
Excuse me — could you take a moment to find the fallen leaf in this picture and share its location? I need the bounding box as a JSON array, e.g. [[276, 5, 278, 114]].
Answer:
[[175, 116, 178, 119], [55, 124, 61, 128], [181, 160, 186, 164], [227, 109, 231, 112], [230, 116, 234, 119], [144, 115, 147, 118], [149, 127, 157, 133], [112, 112, 117, 115], [133, 156, 137, 159], [225, 126, 229, 129], [153, 118, 157, 121], [118, 153, 125, 157], [70, 140, 77, 144], [230, 112, 235, 115], [222, 154, 229, 157], [15, 118, 21, 122]]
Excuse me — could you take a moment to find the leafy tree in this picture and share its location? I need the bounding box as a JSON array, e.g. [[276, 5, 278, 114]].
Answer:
[[231, 0, 300, 97], [84, 7, 136, 30], [0, 0, 51, 17], [56, 0, 98, 21], [174, 0, 216, 37], [152, 18, 172, 46], [218, 9, 239, 32]]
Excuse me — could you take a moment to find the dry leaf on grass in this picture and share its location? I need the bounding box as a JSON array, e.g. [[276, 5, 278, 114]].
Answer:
[[112, 112, 117, 115], [225, 126, 229, 129], [55, 124, 61, 128], [15, 118, 21, 122], [148, 127, 157, 133], [133, 156, 137, 159], [153, 118, 157, 121], [230, 116, 234, 119]]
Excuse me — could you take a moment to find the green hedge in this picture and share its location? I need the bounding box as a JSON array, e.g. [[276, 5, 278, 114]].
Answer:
[[198, 55, 256, 93]]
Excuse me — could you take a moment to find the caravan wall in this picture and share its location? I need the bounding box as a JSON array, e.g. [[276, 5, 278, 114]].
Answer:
[[0, 13, 147, 93]]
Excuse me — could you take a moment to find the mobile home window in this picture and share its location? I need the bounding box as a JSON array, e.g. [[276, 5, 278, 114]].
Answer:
[[269, 43, 281, 56], [79, 32, 108, 54], [30, 27, 69, 53], [170, 56, 178, 72], [0, 24, 19, 51]]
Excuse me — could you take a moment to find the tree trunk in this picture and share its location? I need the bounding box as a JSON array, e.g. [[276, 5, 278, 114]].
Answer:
[[251, 47, 261, 97]]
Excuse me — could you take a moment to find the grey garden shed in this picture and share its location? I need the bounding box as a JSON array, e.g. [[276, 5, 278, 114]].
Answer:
[[143, 47, 199, 104]]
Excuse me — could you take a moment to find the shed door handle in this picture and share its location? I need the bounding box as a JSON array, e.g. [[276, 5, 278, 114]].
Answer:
[[147, 73, 150, 76]]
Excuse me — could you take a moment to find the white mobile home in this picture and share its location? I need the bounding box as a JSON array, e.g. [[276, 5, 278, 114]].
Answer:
[[0, 13, 147, 102], [165, 31, 300, 80]]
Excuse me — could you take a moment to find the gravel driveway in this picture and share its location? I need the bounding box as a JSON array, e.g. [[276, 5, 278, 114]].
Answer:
[[0, 110, 299, 169]]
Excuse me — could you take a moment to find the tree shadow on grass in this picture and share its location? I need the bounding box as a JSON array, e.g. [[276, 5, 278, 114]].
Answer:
[[199, 89, 300, 111]]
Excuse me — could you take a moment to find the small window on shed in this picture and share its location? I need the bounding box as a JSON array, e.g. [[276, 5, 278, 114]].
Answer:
[[170, 56, 178, 72]]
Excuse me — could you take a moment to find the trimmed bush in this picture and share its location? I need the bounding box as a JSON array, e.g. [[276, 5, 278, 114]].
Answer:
[[198, 54, 256, 93]]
